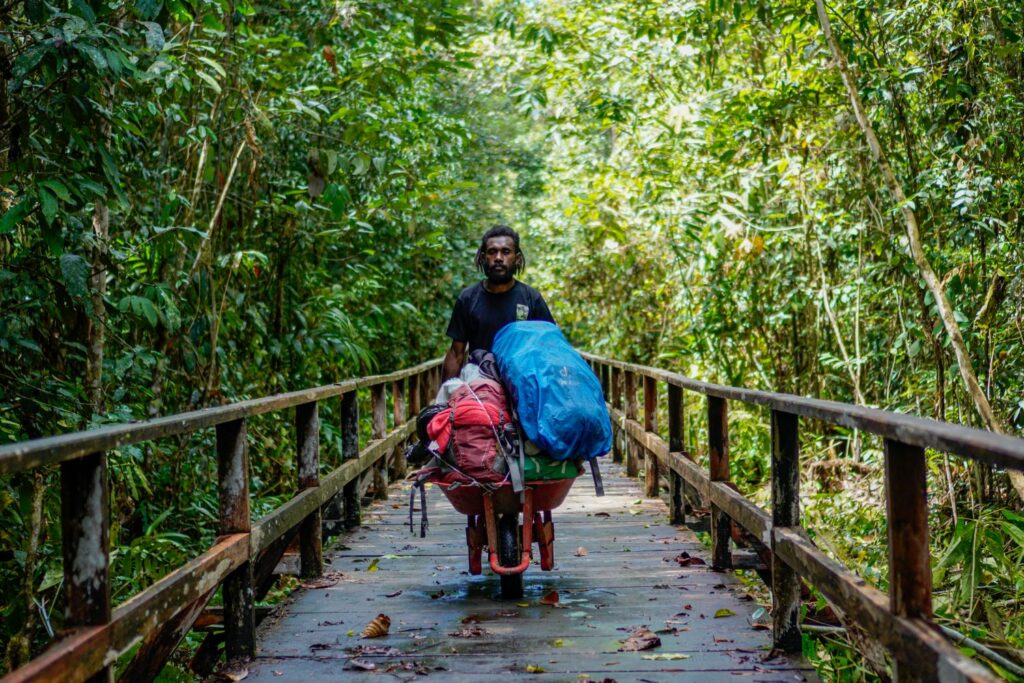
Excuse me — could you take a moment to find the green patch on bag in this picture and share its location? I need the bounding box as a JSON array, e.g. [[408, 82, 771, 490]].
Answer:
[[523, 455, 582, 481]]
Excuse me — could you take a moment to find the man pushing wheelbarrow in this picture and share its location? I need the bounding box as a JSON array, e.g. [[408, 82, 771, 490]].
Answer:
[[406, 226, 611, 599]]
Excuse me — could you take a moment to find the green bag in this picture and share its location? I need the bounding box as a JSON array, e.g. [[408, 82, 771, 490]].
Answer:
[[523, 455, 582, 481]]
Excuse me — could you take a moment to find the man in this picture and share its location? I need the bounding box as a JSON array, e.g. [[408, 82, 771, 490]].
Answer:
[[442, 225, 555, 379]]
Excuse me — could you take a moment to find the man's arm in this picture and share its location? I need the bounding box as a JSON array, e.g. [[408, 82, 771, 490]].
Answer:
[[442, 340, 467, 381]]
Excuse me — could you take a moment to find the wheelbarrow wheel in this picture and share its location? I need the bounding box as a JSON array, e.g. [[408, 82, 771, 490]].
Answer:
[[497, 513, 524, 600]]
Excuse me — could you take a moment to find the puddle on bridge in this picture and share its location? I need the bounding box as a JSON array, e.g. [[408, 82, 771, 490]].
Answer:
[[243, 462, 818, 682]]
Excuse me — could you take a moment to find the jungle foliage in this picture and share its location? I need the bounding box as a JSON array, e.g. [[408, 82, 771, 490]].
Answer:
[[2, 0, 1024, 679]]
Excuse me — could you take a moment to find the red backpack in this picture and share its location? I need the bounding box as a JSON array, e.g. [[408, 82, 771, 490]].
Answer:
[[425, 378, 511, 484]]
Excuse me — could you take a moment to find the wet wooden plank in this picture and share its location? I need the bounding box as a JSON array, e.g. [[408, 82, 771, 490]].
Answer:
[[244, 462, 815, 682]]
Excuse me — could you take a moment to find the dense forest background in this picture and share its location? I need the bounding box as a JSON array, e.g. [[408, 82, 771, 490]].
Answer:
[[2, 0, 1023, 680]]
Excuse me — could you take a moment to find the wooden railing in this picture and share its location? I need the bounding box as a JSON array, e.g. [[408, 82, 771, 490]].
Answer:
[[582, 353, 1024, 683], [0, 359, 443, 683]]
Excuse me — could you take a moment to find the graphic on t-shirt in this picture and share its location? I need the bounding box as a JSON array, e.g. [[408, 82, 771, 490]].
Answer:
[[516, 304, 529, 320]]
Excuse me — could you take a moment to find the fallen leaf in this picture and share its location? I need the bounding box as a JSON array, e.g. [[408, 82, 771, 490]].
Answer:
[[594, 512, 611, 517], [673, 552, 706, 567], [540, 590, 560, 605], [449, 626, 488, 638], [272, 672, 283, 678], [351, 644, 402, 656], [575, 546, 589, 557], [714, 608, 735, 618], [361, 614, 391, 638], [525, 664, 546, 673], [641, 653, 690, 661], [390, 503, 402, 508], [384, 590, 402, 598], [461, 614, 482, 624], [517, 602, 530, 608], [430, 590, 446, 599], [346, 629, 354, 637], [366, 558, 380, 572], [618, 626, 661, 652], [344, 659, 377, 671]]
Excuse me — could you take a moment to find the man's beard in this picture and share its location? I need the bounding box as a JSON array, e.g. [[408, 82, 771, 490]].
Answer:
[[484, 263, 516, 285]]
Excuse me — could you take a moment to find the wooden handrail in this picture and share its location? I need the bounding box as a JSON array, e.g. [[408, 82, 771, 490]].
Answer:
[[580, 352, 1024, 470], [1, 359, 443, 683], [0, 358, 442, 474], [585, 353, 1013, 682]]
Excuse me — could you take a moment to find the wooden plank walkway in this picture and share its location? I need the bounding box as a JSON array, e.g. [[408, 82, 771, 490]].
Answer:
[[245, 462, 817, 682]]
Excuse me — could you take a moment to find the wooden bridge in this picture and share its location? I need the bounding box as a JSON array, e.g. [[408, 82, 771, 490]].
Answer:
[[1, 355, 1022, 682]]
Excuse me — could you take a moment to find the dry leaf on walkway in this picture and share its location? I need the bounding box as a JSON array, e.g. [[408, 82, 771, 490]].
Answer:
[[344, 658, 377, 671], [594, 512, 611, 517], [618, 626, 661, 652], [575, 546, 588, 556], [525, 664, 546, 673], [641, 653, 690, 660], [540, 590, 560, 605], [673, 552, 706, 567], [384, 590, 402, 598], [449, 626, 488, 638], [361, 613, 391, 638]]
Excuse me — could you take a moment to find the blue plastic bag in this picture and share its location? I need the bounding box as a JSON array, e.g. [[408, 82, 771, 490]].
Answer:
[[492, 321, 612, 461]]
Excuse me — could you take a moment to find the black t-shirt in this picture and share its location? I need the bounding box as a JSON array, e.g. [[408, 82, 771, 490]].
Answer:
[[446, 280, 555, 352]]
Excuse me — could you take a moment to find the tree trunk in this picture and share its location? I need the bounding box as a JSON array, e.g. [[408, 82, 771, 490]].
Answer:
[[813, 0, 1024, 502], [86, 200, 109, 417]]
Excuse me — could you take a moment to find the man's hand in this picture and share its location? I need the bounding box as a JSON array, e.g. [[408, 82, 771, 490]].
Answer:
[[442, 340, 467, 381]]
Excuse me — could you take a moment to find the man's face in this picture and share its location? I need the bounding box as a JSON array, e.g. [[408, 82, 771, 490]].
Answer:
[[482, 236, 518, 284]]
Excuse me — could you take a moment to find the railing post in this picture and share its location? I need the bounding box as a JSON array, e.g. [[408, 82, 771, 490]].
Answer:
[[392, 379, 407, 479], [371, 383, 388, 500], [885, 438, 931, 681], [409, 373, 422, 415], [296, 402, 322, 580], [624, 370, 638, 477], [707, 396, 731, 569], [61, 451, 112, 682], [611, 367, 623, 463], [667, 384, 685, 525], [341, 391, 361, 529], [771, 409, 801, 653], [600, 363, 610, 399], [217, 418, 254, 661], [643, 375, 659, 497]]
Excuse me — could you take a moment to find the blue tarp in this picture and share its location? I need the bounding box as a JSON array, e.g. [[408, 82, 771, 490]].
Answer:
[[492, 321, 612, 461]]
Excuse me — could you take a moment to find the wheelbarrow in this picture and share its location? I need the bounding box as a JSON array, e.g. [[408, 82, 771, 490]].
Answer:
[[434, 477, 577, 599]]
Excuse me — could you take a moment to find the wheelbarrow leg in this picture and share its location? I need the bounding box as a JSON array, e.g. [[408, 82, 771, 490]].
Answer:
[[535, 510, 555, 571], [466, 515, 483, 576]]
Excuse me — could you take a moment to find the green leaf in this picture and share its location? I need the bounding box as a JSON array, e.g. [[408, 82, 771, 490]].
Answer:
[[141, 21, 165, 51], [38, 188, 58, 225], [130, 296, 158, 327], [76, 44, 108, 71], [60, 254, 90, 297], [39, 179, 73, 202], [713, 608, 735, 618], [135, 0, 162, 20], [0, 199, 30, 234], [353, 153, 370, 175], [197, 56, 226, 77], [195, 70, 222, 94]]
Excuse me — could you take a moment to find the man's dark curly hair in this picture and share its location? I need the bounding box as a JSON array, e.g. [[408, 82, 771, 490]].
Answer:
[[474, 224, 526, 274]]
